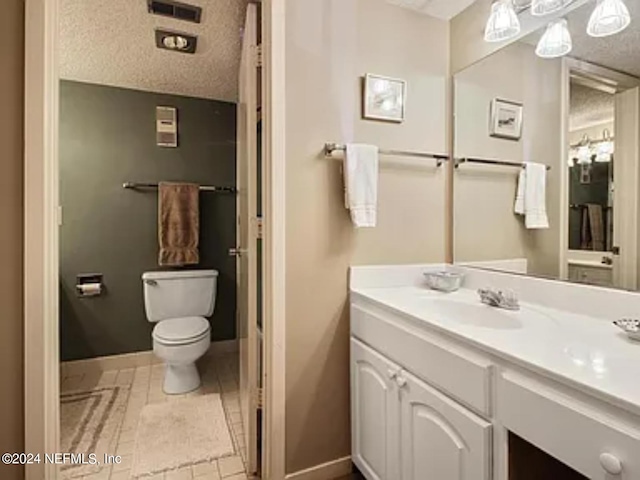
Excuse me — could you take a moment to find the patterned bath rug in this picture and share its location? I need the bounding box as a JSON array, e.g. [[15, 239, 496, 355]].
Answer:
[[131, 393, 235, 478], [60, 385, 130, 479]]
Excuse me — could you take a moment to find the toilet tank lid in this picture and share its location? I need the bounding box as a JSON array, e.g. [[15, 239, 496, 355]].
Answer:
[[142, 270, 218, 281]]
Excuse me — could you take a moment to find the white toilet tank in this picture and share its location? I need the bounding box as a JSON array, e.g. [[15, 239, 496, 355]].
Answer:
[[142, 270, 218, 322]]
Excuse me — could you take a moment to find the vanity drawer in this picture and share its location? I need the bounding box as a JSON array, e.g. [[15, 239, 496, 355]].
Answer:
[[568, 265, 613, 287], [351, 304, 493, 416], [498, 370, 640, 479]]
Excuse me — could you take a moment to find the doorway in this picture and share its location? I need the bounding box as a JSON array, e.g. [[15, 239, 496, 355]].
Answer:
[[560, 58, 640, 290], [24, 0, 277, 478]]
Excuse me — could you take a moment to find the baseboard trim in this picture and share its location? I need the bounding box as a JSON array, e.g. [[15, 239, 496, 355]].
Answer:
[[60, 339, 239, 377], [285, 456, 352, 480]]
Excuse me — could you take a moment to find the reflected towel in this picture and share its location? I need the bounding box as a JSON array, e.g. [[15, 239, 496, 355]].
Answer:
[[514, 162, 549, 229], [158, 182, 200, 266], [581, 204, 605, 251], [344, 144, 379, 228]]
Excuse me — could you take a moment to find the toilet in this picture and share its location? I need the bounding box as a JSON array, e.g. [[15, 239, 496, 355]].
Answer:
[[142, 269, 218, 394]]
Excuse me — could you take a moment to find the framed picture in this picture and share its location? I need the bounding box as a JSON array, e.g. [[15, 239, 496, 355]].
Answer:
[[490, 98, 523, 140], [363, 73, 407, 123]]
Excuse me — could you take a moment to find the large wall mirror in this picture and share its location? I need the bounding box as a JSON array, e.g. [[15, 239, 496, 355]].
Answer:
[[454, 0, 640, 291]]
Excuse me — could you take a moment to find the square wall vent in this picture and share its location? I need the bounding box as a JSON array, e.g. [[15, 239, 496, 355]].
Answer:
[[148, 0, 202, 23]]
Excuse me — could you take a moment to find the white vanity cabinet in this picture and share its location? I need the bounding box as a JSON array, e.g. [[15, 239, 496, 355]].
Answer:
[[351, 338, 491, 480], [351, 338, 401, 480]]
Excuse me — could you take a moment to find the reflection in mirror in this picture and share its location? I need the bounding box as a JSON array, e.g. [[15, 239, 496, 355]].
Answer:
[[454, 0, 640, 291]]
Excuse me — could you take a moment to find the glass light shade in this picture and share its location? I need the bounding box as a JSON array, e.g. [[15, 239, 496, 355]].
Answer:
[[536, 19, 573, 58], [485, 0, 521, 43], [587, 0, 631, 37], [577, 144, 593, 164], [531, 0, 574, 16]]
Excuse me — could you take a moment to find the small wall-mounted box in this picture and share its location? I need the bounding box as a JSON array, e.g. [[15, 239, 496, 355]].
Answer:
[[156, 106, 178, 148]]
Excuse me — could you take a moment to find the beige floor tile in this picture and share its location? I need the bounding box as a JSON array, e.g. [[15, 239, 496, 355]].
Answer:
[[193, 473, 222, 480], [223, 474, 247, 480], [117, 429, 136, 444], [116, 441, 135, 456], [192, 461, 219, 478], [97, 370, 119, 387], [165, 467, 193, 480], [62, 373, 85, 392], [108, 469, 131, 480], [82, 467, 111, 480], [116, 368, 135, 386], [217, 456, 244, 478], [111, 454, 132, 472], [63, 354, 247, 480]]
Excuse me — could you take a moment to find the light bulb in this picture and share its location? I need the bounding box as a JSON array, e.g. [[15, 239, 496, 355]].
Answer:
[[587, 0, 631, 38], [531, 0, 574, 16], [484, 0, 521, 43], [536, 18, 573, 58]]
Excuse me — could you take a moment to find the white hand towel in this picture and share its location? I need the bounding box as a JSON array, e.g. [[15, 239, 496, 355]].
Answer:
[[344, 144, 379, 228], [514, 162, 549, 230]]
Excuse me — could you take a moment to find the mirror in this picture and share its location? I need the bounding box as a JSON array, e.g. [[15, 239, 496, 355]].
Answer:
[[454, 0, 640, 291]]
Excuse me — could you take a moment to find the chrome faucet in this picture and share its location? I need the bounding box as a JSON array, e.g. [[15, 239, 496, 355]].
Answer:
[[478, 288, 520, 311]]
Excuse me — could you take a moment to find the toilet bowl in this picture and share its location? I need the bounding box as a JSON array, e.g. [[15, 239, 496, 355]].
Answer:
[[142, 270, 218, 394], [152, 316, 211, 394]]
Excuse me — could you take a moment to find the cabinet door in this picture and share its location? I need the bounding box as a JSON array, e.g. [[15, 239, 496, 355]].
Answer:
[[400, 370, 491, 480], [351, 338, 401, 480]]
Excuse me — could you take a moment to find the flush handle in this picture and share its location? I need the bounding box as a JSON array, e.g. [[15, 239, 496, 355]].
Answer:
[[144, 279, 158, 286], [599, 453, 622, 475]]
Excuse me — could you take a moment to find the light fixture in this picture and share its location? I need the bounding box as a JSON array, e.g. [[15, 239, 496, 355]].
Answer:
[[163, 35, 190, 50], [155, 29, 198, 54], [531, 0, 574, 16], [587, 0, 631, 37], [595, 129, 614, 162], [536, 18, 573, 58], [576, 134, 593, 164], [484, 0, 521, 43]]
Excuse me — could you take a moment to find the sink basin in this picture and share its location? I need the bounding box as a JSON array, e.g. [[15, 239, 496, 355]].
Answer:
[[430, 299, 524, 330]]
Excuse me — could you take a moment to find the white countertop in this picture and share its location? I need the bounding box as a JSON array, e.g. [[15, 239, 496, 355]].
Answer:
[[351, 285, 640, 417]]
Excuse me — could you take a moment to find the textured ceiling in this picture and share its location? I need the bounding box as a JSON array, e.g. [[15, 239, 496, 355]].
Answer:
[[60, 0, 247, 102], [570, 82, 614, 131], [524, 0, 640, 78], [566, 0, 640, 77], [386, 0, 477, 19]]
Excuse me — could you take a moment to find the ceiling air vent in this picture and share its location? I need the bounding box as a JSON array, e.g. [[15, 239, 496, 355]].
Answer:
[[147, 0, 202, 24]]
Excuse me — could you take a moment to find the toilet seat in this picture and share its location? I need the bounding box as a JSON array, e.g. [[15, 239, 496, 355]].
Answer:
[[153, 316, 211, 345]]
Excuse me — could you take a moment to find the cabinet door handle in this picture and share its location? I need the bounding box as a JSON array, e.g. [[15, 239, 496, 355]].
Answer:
[[599, 453, 622, 475]]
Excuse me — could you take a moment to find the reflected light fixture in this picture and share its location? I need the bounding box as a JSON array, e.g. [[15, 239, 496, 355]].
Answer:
[[484, 0, 521, 43], [536, 18, 573, 58], [531, 0, 574, 16], [595, 129, 615, 162], [587, 0, 631, 37], [576, 134, 593, 164]]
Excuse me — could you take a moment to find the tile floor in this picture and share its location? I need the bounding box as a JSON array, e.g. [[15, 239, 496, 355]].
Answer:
[[60, 354, 253, 480]]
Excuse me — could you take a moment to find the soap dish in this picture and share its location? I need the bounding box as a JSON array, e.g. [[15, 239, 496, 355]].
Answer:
[[423, 271, 465, 293], [613, 319, 640, 341]]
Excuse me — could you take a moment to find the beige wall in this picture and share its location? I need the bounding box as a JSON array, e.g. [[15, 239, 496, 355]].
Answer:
[[454, 42, 563, 278], [0, 1, 25, 479], [284, 0, 449, 474]]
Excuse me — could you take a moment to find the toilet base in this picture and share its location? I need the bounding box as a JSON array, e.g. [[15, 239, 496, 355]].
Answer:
[[163, 363, 201, 395]]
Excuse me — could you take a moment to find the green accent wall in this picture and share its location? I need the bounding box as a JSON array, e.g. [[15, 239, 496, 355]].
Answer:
[[59, 81, 237, 361]]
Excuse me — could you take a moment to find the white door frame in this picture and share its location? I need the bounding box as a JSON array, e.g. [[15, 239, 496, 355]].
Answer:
[[23, 1, 287, 479], [559, 58, 640, 284]]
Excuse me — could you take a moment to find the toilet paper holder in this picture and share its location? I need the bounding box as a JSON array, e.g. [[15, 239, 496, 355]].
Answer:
[[76, 273, 104, 297]]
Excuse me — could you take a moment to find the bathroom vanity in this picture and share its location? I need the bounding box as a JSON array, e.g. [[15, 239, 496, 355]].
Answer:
[[350, 265, 640, 480]]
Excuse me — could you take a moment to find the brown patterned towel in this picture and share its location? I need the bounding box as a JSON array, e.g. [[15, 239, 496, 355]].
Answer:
[[158, 182, 200, 266]]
